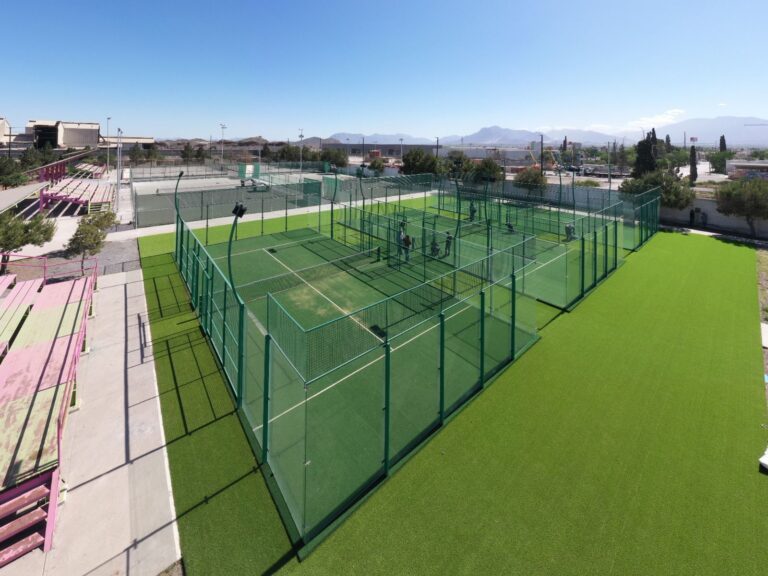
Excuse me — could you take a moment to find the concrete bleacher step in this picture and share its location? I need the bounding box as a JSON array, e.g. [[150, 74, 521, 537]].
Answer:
[[0, 532, 44, 568], [0, 485, 50, 521], [0, 506, 46, 543]]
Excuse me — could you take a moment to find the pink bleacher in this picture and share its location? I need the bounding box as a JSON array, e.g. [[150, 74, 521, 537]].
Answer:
[[31, 276, 92, 310], [42, 178, 113, 208], [0, 275, 16, 294], [0, 279, 44, 364]]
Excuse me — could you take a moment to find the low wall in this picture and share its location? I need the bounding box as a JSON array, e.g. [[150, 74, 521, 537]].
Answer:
[[661, 196, 768, 239]]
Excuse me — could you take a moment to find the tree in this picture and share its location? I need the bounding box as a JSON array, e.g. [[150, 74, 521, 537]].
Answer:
[[514, 167, 547, 188], [619, 169, 694, 210], [261, 143, 272, 161], [19, 146, 42, 170], [129, 143, 144, 165], [180, 142, 194, 163], [665, 134, 672, 149], [633, 139, 656, 177], [195, 145, 206, 162], [368, 157, 385, 176], [145, 143, 162, 164], [67, 219, 106, 271], [402, 149, 438, 175], [716, 178, 768, 236], [320, 147, 348, 168], [84, 211, 117, 232], [445, 150, 473, 177], [0, 213, 56, 274], [618, 144, 628, 174], [609, 142, 618, 166], [689, 146, 697, 183], [708, 150, 734, 174], [40, 142, 55, 165], [719, 135, 727, 152], [560, 136, 568, 152], [0, 157, 27, 188], [474, 158, 503, 182], [277, 145, 300, 162], [650, 128, 658, 155]]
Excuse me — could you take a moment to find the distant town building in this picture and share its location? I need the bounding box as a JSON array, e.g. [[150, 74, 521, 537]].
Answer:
[[26, 120, 101, 148], [0, 118, 9, 146], [726, 159, 768, 180]]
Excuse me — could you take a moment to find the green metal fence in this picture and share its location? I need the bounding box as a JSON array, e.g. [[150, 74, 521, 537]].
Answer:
[[135, 180, 326, 229], [174, 207, 540, 550], [173, 175, 657, 553], [263, 245, 538, 540]]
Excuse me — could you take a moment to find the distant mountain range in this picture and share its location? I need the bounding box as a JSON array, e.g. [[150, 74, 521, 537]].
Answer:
[[330, 117, 768, 147], [157, 117, 768, 148]]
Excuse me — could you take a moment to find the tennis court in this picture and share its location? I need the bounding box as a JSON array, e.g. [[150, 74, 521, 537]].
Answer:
[[176, 214, 539, 544]]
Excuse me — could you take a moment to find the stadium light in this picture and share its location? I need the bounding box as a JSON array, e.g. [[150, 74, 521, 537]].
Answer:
[[228, 201, 247, 297]]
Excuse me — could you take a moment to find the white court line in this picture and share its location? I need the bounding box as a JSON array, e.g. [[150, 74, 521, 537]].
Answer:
[[211, 233, 324, 261], [253, 303, 473, 432], [262, 248, 383, 344]]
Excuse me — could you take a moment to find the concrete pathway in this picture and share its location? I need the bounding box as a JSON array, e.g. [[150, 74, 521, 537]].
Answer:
[[1, 269, 180, 576]]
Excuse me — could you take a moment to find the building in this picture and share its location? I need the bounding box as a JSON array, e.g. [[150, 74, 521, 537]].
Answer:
[[726, 159, 768, 180], [0, 117, 9, 146], [25, 119, 101, 148], [103, 135, 155, 148]]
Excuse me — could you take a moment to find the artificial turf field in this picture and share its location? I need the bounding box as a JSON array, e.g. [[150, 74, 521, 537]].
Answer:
[[140, 224, 767, 575]]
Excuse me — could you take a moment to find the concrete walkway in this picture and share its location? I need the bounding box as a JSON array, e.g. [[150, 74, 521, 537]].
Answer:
[[1, 269, 180, 576]]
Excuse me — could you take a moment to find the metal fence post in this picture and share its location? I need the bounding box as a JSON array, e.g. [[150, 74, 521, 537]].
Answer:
[[580, 235, 585, 298], [384, 342, 391, 474], [222, 286, 228, 362], [510, 274, 516, 359], [592, 230, 597, 287], [439, 312, 445, 423], [237, 303, 245, 408], [479, 290, 485, 384], [262, 334, 271, 463]]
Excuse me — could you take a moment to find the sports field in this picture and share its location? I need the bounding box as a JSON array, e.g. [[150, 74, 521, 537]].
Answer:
[[141, 224, 767, 574]]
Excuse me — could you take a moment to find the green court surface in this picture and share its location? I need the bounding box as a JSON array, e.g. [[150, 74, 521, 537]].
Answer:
[[279, 232, 768, 575], [143, 213, 766, 574]]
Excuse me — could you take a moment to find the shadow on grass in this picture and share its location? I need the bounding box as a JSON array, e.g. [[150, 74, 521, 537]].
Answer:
[[139, 251, 295, 575]]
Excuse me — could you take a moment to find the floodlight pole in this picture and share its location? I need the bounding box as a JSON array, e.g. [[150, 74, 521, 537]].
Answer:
[[220, 123, 227, 165], [399, 137, 403, 159], [173, 170, 184, 215], [228, 202, 247, 409], [106, 117, 111, 176], [299, 128, 304, 178], [227, 202, 247, 300]]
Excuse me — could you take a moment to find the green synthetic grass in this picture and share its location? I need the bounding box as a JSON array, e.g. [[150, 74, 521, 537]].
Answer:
[[139, 242, 292, 575], [141, 210, 767, 574], [280, 232, 768, 575]]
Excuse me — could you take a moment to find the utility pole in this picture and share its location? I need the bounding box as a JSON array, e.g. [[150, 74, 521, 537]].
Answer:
[[5, 126, 12, 160], [435, 136, 439, 157], [540, 133, 544, 175], [399, 137, 403, 159]]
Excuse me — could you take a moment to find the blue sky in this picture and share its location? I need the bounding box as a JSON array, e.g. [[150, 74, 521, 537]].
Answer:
[[3, 0, 766, 139]]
